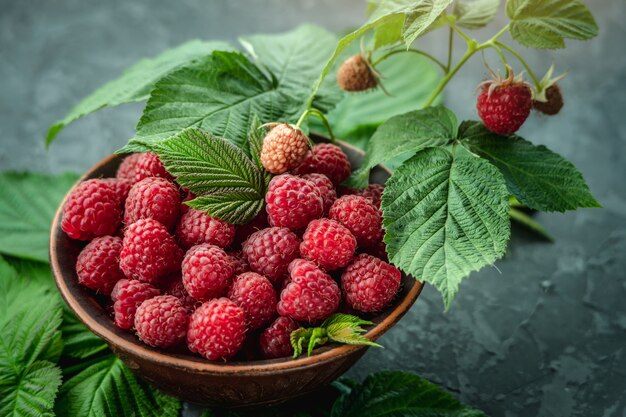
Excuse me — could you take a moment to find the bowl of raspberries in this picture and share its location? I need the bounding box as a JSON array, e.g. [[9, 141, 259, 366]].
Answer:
[[50, 134, 423, 408]]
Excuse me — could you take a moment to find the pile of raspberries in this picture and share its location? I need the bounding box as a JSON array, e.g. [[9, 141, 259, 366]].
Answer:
[[63, 145, 401, 361]]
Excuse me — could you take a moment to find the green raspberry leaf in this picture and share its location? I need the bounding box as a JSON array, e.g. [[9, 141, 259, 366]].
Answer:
[[55, 354, 180, 417], [46, 40, 232, 146], [345, 106, 457, 188], [0, 172, 79, 263], [0, 360, 63, 417], [382, 146, 510, 309], [453, 0, 501, 29], [460, 121, 601, 212], [506, 0, 598, 49], [60, 309, 109, 360], [154, 127, 266, 225]]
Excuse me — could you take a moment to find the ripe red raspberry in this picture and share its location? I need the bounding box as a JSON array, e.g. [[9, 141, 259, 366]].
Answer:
[[62, 179, 124, 240], [76, 236, 124, 295], [228, 272, 277, 330], [329, 195, 383, 247], [233, 210, 269, 248], [265, 174, 323, 230], [227, 251, 251, 276], [164, 277, 200, 313], [293, 144, 351, 186], [176, 209, 235, 249], [260, 124, 310, 174], [134, 152, 174, 183], [111, 279, 160, 330], [533, 84, 564, 115], [187, 298, 246, 361], [182, 244, 234, 302], [134, 295, 188, 348], [124, 177, 180, 230], [341, 254, 401, 312], [300, 218, 356, 271], [116, 153, 143, 180], [477, 68, 532, 135], [120, 219, 183, 284], [344, 183, 384, 209], [260, 316, 300, 359], [100, 178, 132, 203], [242, 227, 300, 284], [301, 173, 337, 214], [277, 259, 341, 322], [337, 54, 378, 92]]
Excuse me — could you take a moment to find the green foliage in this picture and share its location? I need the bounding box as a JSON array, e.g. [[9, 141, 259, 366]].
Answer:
[[382, 146, 511, 308], [60, 309, 108, 360], [460, 121, 600, 212], [506, 0, 598, 49], [346, 107, 457, 188], [453, 0, 501, 29], [46, 40, 232, 145], [154, 127, 267, 224], [0, 172, 79, 263]]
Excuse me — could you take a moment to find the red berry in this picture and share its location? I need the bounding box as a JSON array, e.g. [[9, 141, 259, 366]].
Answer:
[[277, 259, 341, 322], [293, 144, 351, 185], [301, 173, 337, 214], [62, 179, 124, 240], [76, 236, 124, 295], [176, 208, 235, 249], [242, 227, 300, 284], [260, 316, 300, 359], [182, 244, 234, 302], [124, 177, 180, 230], [329, 195, 383, 247], [228, 272, 277, 330], [532, 84, 564, 115], [111, 279, 160, 330], [164, 277, 200, 314], [227, 250, 251, 276], [101, 178, 132, 203], [477, 69, 532, 135], [300, 218, 356, 271], [116, 153, 143, 180], [233, 210, 269, 248], [344, 183, 384, 209], [265, 174, 323, 230], [187, 298, 246, 361], [134, 295, 188, 348], [120, 219, 183, 284], [133, 152, 174, 183], [341, 254, 401, 312], [260, 124, 310, 174]]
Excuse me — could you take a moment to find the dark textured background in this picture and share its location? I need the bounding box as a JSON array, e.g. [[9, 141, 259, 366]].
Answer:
[[1, 1, 625, 416]]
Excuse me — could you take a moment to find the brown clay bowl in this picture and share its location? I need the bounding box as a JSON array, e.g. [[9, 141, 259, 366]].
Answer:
[[50, 136, 424, 409]]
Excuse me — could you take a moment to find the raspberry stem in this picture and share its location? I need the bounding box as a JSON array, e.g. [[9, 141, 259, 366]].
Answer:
[[371, 48, 447, 72], [494, 41, 542, 90]]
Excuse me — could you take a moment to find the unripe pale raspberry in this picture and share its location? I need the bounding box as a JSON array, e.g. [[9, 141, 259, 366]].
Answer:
[[124, 177, 180, 230], [187, 298, 246, 361], [330, 195, 383, 247], [182, 244, 234, 302], [265, 174, 323, 230], [337, 54, 378, 92], [176, 208, 235, 249], [242, 227, 300, 284], [134, 295, 188, 348], [111, 279, 160, 330], [301, 173, 337, 214], [120, 219, 183, 284], [293, 144, 351, 186], [260, 316, 300, 359], [76, 236, 124, 295], [277, 259, 341, 322], [341, 254, 401, 312], [300, 218, 356, 271], [228, 272, 277, 330], [133, 152, 174, 183], [116, 153, 144, 180], [260, 124, 310, 174]]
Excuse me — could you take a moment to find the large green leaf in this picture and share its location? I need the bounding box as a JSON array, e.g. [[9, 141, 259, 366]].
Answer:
[[345, 107, 457, 188], [460, 121, 600, 212], [454, 0, 501, 29], [506, 0, 598, 49], [46, 40, 232, 145], [0, 172, 79, 263], [55, 354, 180, 417], [330, 371, 487, 417], [382, 146, 510, 308]]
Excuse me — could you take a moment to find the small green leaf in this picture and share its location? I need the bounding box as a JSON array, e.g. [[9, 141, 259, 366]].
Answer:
[[154, 128, 266, 225], [0, 172, 79, 263], [506, 0, 598, 49], [460, 121, 601, 212], [382, 146, 511, 308], [400, 0, 455, 46], [46, 40, 232, 145], [345, 106, 457, 188], [454, 0, 501, 29]]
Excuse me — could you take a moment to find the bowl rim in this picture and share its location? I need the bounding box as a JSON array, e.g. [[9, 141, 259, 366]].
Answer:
[[50, 140, 424, 375]]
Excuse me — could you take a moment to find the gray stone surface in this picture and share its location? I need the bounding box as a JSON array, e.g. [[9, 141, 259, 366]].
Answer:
[[1, 0, 624, 416]]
